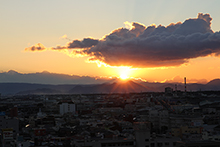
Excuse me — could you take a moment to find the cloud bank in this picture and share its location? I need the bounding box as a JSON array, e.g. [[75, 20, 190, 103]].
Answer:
[[25, 13, 220, 68]]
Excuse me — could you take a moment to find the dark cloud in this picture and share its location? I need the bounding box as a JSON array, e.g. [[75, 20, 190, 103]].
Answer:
[[25, 13, 220, 68], [81, 13, 220, 67], [52, 38, 99, 49]]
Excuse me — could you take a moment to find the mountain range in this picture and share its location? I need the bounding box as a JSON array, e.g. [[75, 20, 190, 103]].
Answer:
[[0, 70, 114, 85], [0, 70, 220, 95], [0, 80, 150, 95]]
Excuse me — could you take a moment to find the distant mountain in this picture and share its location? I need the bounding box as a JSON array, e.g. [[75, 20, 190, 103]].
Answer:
[[68, 80, 152, 94], [1, 70, 220, 95], [206, 79, 220, 86], [0, 80, 152, 95], [17, 88, 62, 95], [0, 70, 115, 85], [140, 79, 220, 92], [156, 83, 206, 92], [0, 83, 51, 95], [205, 79, 220, 90], [1, 78, 220, 95], [0, 83, 85, 95]]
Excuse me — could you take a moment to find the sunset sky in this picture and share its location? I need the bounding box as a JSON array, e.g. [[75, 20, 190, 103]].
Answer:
[[1, 0, 220, 83]]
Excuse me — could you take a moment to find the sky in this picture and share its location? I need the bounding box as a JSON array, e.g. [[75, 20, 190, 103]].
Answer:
[[1, 0, 220, 83]]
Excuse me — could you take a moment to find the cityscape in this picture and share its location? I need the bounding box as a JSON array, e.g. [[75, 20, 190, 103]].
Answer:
[[1, 1, 220, 147], [1, 77, 220, 147]]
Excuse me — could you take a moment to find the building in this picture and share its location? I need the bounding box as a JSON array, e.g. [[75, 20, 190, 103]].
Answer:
[[165, 87, 173, 94], [149, 134, 181, 147], [59, 102, 76, 115], [0, 115, 19, 147], [171, 126, 203, 139], [138, 109, 169, 132], [0, 115, 19, 133], [134, 122, 151, 147], [176, 140, 220, 147], [10, 105, 18, 117], [169, 114, 203, 128], [133, 121, 181, 147], [74, 138, 135, 147]]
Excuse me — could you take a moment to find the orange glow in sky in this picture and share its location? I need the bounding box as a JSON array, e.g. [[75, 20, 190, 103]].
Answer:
[[1, 1, 220, 84]]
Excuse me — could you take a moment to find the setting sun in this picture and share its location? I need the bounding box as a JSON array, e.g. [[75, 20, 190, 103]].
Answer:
[[116, 66, 133, 80], [120, 73, 129, 80]]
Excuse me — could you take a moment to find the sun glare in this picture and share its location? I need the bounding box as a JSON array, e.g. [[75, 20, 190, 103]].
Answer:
[[120, 73, 129, 80], [116, 66, 135, 80]]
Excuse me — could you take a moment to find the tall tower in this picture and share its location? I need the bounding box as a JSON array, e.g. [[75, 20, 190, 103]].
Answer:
[[184, 77, 186, 93]]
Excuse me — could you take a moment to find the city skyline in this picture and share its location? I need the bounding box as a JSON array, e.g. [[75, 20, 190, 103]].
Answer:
[[1, 0, 220, 83]]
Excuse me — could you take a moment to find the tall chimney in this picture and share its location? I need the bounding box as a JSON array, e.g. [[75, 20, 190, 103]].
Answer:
[[184, 77, 186, 93]]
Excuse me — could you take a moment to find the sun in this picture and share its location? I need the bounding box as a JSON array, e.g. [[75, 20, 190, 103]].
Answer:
[[116, 66, 133, 80], [120, 73, 129, 80]]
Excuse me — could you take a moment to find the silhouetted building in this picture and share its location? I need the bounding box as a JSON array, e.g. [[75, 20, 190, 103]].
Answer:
[[10, 105, 18, 117], [165, 87, 173, 94]]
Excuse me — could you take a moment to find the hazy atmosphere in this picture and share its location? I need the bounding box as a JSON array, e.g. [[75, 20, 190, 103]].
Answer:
[[2, 1, 220, 147], [1, 0, 220, 83]]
